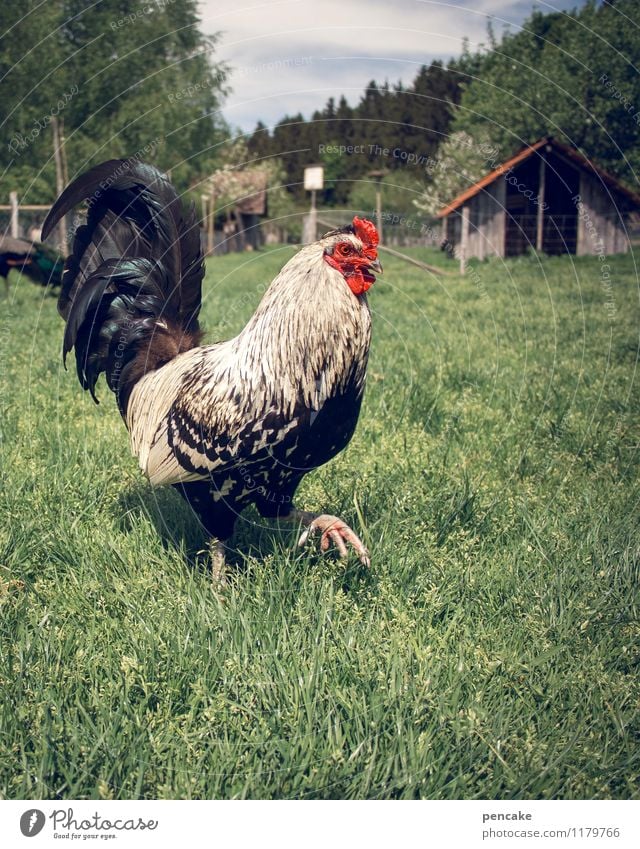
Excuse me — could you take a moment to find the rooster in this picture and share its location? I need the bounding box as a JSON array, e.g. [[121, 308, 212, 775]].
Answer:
[[42, 159, 381, 581], [0, 235, 64, 295]]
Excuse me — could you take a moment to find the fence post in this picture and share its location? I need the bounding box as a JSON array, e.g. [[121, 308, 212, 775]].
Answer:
[[208, 186, 215, 255], [460, 204, 470, 274], [536, 157, 546, 252], [302, 212, 317, 245], [9, 191, 19, 238], [51, 117, 67, 248]]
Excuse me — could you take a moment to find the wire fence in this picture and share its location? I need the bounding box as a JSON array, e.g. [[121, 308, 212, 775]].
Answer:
[[313, 208, 442, 247], [1, 193, 445, 257]]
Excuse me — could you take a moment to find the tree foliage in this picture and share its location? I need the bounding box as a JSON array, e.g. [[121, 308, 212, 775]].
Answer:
[[3, 0, 638, 215], [452, 0, 640, 184], [0, 0, 229, 201], [201, 136, 296, 230], [247, 60, 465, 206], [412, 131, 500, 216]]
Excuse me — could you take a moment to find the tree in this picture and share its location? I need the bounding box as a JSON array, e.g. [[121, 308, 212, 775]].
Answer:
[[0, 0, 66, 200], [0, 0, 229, 200], [201, 136, 299, 241], [412, 131, 500, 217], [452, 0, 640, 184]]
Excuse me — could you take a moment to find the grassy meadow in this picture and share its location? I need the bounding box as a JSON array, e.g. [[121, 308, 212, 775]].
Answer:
[[0, 245, 638, 799]]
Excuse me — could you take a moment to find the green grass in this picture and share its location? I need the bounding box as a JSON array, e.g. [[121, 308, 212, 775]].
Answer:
[[0, 245, 638, 799]]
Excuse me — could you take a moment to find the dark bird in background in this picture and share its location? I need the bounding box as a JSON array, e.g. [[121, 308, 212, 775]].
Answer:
[[42, 159, 381, 581], [0, 235, 64, 295]]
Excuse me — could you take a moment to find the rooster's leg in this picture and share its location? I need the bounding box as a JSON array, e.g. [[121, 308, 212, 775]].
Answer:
[[173, 481, 235, 587], [210, 538, 228, 587], [285, 509, 370, 567]]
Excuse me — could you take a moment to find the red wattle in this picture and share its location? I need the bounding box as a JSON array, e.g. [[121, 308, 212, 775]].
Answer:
[[347, 273, 373, 296], [324, 254, 374, 296]]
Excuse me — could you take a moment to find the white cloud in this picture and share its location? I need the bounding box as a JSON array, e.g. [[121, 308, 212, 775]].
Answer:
[[198, 0, 587, 131]]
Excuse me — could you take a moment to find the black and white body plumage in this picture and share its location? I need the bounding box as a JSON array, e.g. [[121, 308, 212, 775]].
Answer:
[[43, 159, 378, 574]]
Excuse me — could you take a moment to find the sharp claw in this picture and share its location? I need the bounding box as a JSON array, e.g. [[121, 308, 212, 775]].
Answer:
[[328, 529, 349, 559], [295, 514, 370, 566], [297, 528, 310, 547]]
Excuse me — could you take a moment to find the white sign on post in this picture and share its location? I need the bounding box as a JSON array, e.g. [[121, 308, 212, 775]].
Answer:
[[304, 166, 324, 191]]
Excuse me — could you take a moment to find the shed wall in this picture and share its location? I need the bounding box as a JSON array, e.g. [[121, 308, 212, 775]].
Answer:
[[466, 179, 506, 259], [576, 173, 630, 256]]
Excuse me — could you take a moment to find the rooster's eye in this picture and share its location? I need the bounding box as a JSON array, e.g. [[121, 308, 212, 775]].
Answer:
[[336, 243, 354, 256]]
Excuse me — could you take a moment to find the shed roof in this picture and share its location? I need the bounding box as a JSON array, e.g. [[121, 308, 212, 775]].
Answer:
[[437, 136, 640, 218]]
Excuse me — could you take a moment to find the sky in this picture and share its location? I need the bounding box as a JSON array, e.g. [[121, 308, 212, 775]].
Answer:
[[199, 0, 589, 133]]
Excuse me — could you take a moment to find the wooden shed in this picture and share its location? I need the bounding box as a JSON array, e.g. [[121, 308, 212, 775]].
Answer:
[[438, 137, 640, 264]]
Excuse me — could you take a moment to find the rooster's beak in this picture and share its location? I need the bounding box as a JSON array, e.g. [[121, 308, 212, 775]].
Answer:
[[368, 258, 383, 275]]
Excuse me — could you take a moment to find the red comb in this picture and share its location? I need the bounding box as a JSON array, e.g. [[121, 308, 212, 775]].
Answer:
[[352, 216, 379, 248]]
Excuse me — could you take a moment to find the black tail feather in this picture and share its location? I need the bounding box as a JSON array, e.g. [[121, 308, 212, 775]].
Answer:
[[42, 158, 205, 413]]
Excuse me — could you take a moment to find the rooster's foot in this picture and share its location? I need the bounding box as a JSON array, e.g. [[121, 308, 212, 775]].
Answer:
[[296, 513, 370, 567]]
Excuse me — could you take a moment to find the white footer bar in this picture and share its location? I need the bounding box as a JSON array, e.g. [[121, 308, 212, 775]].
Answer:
[[1, 799, 638, 849]]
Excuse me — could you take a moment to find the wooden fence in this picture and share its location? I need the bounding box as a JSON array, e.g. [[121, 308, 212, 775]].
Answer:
[[0, 193, 52, 240]]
